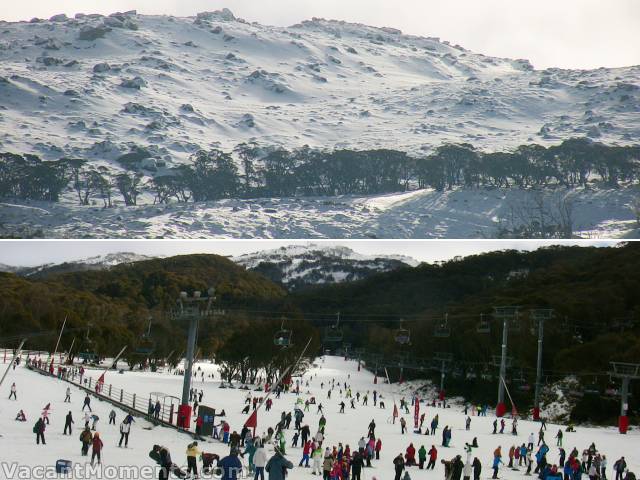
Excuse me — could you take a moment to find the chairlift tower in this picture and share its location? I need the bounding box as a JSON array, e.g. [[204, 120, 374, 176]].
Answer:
[[493, 306, 520, 417], [175, 288, 215, 429], [433, 352, 453, 394], [530, 309, 554, 420], [608, 362, 640, 434]]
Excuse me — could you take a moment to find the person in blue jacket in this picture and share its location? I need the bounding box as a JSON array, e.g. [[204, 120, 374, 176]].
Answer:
[[492, 450, 503, 479], [220, 448, 243, 480]]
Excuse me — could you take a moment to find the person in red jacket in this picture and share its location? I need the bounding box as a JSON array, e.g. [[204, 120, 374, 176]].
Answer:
[[405, 443, 417, 466], [375, 439, 382, 460], [299, 440, 312, 467], [91, 432, 104, 465], [427, 445, 438, 469]]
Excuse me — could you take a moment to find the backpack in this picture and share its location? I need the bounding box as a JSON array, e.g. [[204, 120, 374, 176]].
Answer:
[[33, 422, 39, 434]]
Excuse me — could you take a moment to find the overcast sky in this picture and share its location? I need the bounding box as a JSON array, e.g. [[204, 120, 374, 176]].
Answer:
[[0, 240, 618, 267], [1, 0, 639, 69]]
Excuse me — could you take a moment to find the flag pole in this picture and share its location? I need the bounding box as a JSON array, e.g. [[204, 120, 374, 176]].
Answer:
[[246, 337, 313, 437]]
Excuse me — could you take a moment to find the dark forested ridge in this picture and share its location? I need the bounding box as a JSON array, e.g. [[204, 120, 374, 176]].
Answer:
[[1, 244, 639, 420], [2, 138, 639, 205]]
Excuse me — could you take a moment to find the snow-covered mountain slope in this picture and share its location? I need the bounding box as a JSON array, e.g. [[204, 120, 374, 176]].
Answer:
[[235, 243, 417, 289], [0, 251, 154, 276], [1, 185, 637, 239], [1, 9, 639, 168]]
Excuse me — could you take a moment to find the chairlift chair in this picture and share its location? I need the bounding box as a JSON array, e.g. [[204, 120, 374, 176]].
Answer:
[[325, 314, 344, 342], [395, 320, 411, 345], [274, 318, 292, 347], [476, 314, 491, 334], [434, 314, 451, 338]]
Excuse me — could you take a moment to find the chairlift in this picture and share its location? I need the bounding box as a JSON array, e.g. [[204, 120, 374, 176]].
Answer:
[[324, 313, 344, 342], [395, 319, 411, 345], [476, 314, 490, 334], [274, 318, 292, 347], [136, 317, 156, 355], [79, 324, 98, 363], [434, 314, 451, 338]]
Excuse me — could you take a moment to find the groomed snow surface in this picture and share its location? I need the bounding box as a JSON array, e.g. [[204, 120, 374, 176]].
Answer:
[[1, 355, 638, 479], [1, 186, 638, 238]]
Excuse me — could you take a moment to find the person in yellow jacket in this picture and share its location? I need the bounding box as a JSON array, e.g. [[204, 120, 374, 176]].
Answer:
[[186, 441, 201, 478]]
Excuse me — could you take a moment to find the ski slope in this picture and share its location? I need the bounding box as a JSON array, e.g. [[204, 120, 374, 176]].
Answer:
[[1, 185, 638, 239], [1, 355, 638, 479]]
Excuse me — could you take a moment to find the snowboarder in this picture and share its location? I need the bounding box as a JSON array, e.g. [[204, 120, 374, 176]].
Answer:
[[9, 382, 17, 400]]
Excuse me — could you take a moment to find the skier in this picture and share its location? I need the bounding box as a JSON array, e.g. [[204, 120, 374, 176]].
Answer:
[[109, 410, 116, 425], [427, 445, 438, 470], [351, 451, 365, 480], [265, 448, 293, 480], [493, 419, 498, 434], [119, 419, 131, 447], [375, 438, 382, 460], [33, 417, 46, 445], [64, 411, 74, 435], [311, 445, 323, 476], [452, 455, 464, 480], [254, 441, 268, 480], [82, 394, 92, 412], [466, 417, 471, 431], [64, 387, 71, 403], [613, 457, 627, 480], [218, 448, 242, 480], [556, 429, 563, 447], [80, 426, 93, 455], [368, 419, 376, 437], [492, 448, 503, 479], [400, 417, 407, 434], [9, 382, 17, 400], [405, 443, 416, 466], [186, 441, 201, 477], [463, 458, 473, 480], [473, 457, 482, 480], [394, 453, 406, 480], [299, 440, 312, 467], [418, 445, 427, 469], [90, 413, 100, 431], [91, 432, 103, 465]]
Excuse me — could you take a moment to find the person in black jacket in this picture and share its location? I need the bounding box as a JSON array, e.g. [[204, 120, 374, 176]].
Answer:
[[351, 452, 365, 480], [64, 411, 74, 435], [394, 454, 405, 480], [452, 455, 464, 480], [473, 457, 482, 480]]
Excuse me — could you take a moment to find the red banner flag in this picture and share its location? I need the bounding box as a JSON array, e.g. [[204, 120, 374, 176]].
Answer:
[[245, 410, 257, 428], [393, 404, 398, 418], [414, 395, 420, 429]]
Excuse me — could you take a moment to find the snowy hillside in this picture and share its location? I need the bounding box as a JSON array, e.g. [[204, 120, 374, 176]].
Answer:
[[0, 251, 154, 276], [235, 243, 417, 289], [1, 185, 637, 238], [0, 8, 639, 167]]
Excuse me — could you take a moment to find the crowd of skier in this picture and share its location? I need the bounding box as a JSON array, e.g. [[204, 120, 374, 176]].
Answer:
[[3, 355, 638, 480]]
